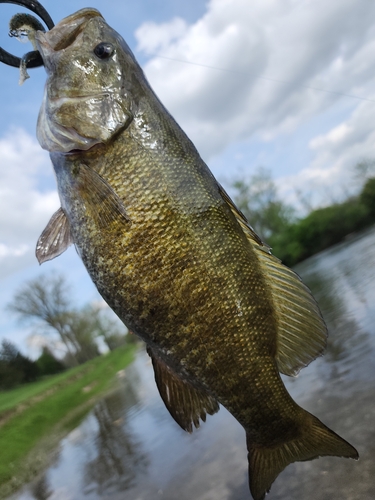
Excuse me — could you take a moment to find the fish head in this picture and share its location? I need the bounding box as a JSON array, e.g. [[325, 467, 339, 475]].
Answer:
[[35, 8, 140, 153]]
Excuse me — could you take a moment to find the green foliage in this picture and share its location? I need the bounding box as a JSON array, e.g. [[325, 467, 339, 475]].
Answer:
[[271, 198, 371, 266], [0, 340, 39, 390], [36, 348, 65, 376], [0, 360, 23, 391], [291, 199, 369, 262], [360, 177, 375, 218], [232, 170, 375, 267], [233, 167, 295, 241], [266, 225, 304, 267]]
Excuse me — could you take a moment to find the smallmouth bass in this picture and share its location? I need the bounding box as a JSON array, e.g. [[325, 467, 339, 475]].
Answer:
[[32, 8, 358, 500]]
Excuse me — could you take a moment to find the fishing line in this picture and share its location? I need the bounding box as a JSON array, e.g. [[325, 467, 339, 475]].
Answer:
[[151, 54, 375, 104]]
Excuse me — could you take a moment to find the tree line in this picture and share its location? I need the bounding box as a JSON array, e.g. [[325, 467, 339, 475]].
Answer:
[[233, 168, 375, 267], [0, 340, 64, 390]]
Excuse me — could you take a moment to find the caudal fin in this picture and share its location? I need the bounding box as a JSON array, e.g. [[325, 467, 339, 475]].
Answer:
[[246, 413, 358, 500]]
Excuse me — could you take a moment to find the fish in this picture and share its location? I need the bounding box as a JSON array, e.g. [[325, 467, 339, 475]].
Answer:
[[32, 8, 358, 500]]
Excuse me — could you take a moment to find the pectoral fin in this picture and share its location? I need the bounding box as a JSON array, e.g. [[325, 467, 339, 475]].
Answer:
[[147, 346, 219, 433], [74, 163, 130, 229], [36, 207, 73, 264]]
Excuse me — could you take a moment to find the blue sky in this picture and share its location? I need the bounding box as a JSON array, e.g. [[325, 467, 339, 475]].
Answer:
[[1, 0, 375, 355]]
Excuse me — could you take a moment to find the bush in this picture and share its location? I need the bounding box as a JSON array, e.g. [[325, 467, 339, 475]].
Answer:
[[293, 199, 369, 262], [360, 177, 375, 218], [36, 348, 65, 376], [269, 196, 372, 267], [0, 361, 23, 390], [0, 340, 39, 390]]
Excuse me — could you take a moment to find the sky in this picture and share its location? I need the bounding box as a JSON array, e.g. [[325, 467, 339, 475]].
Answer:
[[1, 0, 375, 355]]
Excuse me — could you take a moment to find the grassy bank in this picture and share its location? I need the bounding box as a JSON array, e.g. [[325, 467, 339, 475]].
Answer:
[[0, 344, 136, 497]]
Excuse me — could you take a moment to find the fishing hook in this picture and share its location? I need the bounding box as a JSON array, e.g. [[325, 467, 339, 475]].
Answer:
[[0, 0, 54, 68]]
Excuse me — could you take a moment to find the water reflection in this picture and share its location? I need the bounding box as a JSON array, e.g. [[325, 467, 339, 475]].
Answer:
[[299, 269, 369, 371], [10, 227, 375, 500], [83, 390, 148, 495], [29, 477, 52, 500], [294, 230, 375, 389]]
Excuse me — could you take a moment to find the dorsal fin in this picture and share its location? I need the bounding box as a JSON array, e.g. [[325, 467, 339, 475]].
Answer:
[[218, 184, 327, 376], [36, 207, 73, 264], [147, 346, 219, 433]]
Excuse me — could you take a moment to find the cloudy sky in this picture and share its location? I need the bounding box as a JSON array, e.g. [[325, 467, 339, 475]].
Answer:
[[1, 0, 375, 354]]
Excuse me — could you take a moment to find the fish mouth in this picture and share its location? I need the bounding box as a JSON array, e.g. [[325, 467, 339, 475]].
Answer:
[[35, 8, 103, 67], [66, 143, 105, 155]]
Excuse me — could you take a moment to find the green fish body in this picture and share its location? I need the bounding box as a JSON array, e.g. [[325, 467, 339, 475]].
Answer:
[[34, 9, 358, 500]]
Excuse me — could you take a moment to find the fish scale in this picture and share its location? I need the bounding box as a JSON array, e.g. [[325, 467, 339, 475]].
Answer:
[[58, 134, 284, 417], [30, 7, 358, 500]]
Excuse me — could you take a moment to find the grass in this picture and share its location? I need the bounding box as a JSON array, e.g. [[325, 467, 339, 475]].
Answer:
[[0, 344, 136, 495], [0, 363, 90, 415]]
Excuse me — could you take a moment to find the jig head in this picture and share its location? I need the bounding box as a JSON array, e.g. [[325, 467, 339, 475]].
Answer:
[[0, 0, 54, 69]]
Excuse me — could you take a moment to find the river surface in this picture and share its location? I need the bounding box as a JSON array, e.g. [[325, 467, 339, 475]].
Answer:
[[10, 228, 375, 500]]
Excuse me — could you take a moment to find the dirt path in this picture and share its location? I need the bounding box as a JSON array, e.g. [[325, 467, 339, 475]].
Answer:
[[0, 365, 94, 429]]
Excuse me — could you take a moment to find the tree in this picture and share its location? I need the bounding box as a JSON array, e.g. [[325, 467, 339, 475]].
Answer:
[[8, 273, 129, 365], [232, 167, 295, 242], [8, 274, 78, 361], [36, 347, 65, 376], [0, 339, 39, 390], [64, 308, 100, 363], [8, 274, 100, 365], [360, 177, 375, 219], [89, 304, 129, 351]]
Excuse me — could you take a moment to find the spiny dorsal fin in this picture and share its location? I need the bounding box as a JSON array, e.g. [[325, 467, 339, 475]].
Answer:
[[147, 346, 220, 433], [218, 184, 327, 376], [36, 207, 73, 264], [74, 163, 130, 229]]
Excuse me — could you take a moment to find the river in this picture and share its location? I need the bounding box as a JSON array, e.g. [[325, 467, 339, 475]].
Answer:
[[10, 227, 375, 500]]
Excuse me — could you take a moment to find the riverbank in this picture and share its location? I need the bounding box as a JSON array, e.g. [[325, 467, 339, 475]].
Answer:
[[0, 345, 137, 498]]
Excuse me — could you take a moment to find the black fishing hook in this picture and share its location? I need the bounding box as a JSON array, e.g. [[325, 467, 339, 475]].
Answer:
[[0, 0, 54, 68]]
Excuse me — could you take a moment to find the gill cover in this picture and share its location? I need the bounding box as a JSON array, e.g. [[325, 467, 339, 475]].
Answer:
[[35, 9, 134, 152]]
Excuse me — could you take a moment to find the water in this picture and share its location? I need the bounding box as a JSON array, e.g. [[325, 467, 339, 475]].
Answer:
[[10, 228, 375, 500]]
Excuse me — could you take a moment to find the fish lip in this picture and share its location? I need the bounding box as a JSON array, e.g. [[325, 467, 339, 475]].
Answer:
[[35, 8, 103, 60], [64, 143, 104, 155]]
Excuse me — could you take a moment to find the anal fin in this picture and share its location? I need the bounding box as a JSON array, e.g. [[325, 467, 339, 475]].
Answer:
[[36, 207, 73, 264], [147, 346, 219, 433]]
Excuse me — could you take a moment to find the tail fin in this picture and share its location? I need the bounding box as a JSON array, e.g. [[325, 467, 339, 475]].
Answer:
[[246, 413, 358, 500]]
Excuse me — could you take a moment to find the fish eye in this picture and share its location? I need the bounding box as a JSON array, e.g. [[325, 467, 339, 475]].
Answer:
[[94, 42, 115, 60]]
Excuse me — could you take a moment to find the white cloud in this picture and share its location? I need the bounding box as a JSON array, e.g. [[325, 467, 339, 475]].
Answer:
[[277, 99, 375, 208], [136, 17, 188, 55], [135, 0, 375, 196], [309, 123, 353, 150], [0, 128, 60, 278]]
